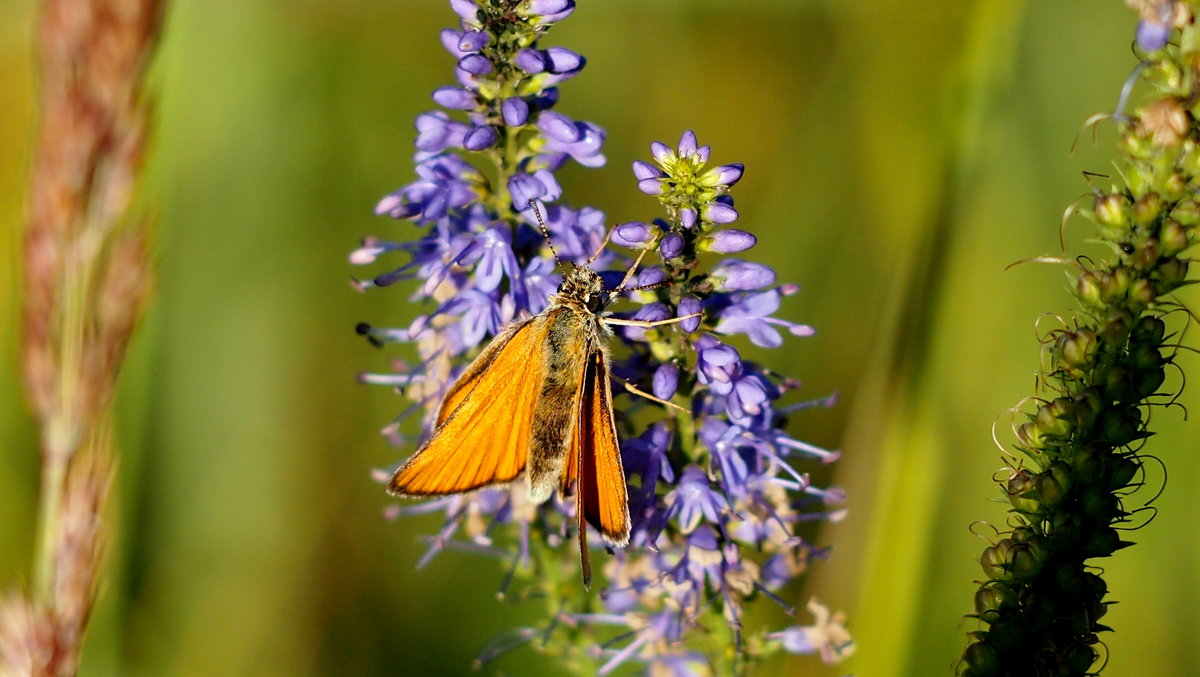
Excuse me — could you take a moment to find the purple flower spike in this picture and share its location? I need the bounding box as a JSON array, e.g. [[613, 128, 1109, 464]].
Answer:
[[458, 30, 490, 52], [701, 229, 756, 254], [711, 259, 776, 291], [464, 125, 499, 151], [613, 221, 655, 246], [653, 363, 679, 400], [501, 97, 530, 126], [704, 201, 739, 224], [660, 232, 684, 259]]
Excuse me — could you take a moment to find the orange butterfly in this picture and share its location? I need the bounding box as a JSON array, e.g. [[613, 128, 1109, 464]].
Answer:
[[388, 205, 697, 586]]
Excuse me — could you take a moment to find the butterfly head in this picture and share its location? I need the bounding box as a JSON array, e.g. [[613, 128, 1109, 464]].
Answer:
[[557, 263, 609, 313]]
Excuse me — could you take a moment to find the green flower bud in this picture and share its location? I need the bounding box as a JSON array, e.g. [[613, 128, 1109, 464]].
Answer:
[[1100, 267, 1132, 304], [1169, 198, 1200, 226], [1130, 342, 1164, 371], [1093, 193, 1130, 229], [1016, 421, 1043, 450], [1129, 277, 1155, 307], [1132, 315, 1166, 344], [1055, 329, 1097, 368], [1103, 364, 1135, 402], [1035, 398, 1075, 440], [1067, 646, 1098, 674], [973, 583, 1016, 621], [1099, 308, 1134, 345], [1106, 454, 1140, 489], [1132, 191, 1162, 227], [980, 538, 1016, 580], [1159, 219, 1190, 255], [1163, 172, 1188, 201], [1009, 537, 1048, 580], [1037, 462, 1074, 508], [1157, 256, 1189, 290], [1097, 404, 1142, 446], [1136, 366, 1166, 399], [1081, 486, 1119, 521], [1006, 471, 1041, 514], [1081, 525, 1125, 557], [961, 641, 1000, 677], [1070, 444, 1106, 485], [1076, 270, 1103, 306]]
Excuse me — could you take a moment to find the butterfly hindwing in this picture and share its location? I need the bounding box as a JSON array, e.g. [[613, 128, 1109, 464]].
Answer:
[[577, 347, 631, 547]]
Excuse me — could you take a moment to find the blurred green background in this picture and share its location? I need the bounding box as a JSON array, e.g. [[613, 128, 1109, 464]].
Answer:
[[2, 0, 1198, 675]]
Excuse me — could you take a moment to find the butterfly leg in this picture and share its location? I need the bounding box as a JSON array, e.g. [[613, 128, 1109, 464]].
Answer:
[[615, 375, 689, 413]]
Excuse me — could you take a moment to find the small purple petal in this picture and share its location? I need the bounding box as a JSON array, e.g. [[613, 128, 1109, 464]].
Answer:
[[704, 201, 739, 224], [1137, 20, 1171, 51], [632, 160, 664, 180], [613, 221, 654, 245], [701, 163, 744, 187], [463, 125, 499, 151], [527, 0, 572, 15], [449, 0, 479, 24], [677, 130, 698, 156], [678, 295, 702, 332], [680, 207, 698, 229], [701, 229, 756, 253], [545, 47, 585, 74], [638, 178, 663, 195], [712, 260, 775, 291], [660, 232, 684, 259], [538, 111, 582, 143], [432, 86, 474, 110], [501, 97, 529, 126], [515, 48, 548, 74], [440, 29, 467, 57], [653, 363, 679, 400], [636, 266, 666, 287], [457, 30, 490, 52], [650, 141, 672, 164], [457, 53, 493, 76]]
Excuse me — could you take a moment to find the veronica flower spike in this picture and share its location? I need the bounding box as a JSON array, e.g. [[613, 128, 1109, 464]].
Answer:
[[354, 2, 851, 673]]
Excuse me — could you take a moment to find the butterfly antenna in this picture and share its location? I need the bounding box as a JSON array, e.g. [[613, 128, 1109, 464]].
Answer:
[[528, 200, 566, 273], [613, 246, 650, 295]]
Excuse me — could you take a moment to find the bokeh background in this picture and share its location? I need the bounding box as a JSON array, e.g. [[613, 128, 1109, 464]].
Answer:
[[2, 0, 1198, 675]]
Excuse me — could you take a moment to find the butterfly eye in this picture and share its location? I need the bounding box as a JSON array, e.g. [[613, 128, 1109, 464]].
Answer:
[[586, 293, 604, 313]]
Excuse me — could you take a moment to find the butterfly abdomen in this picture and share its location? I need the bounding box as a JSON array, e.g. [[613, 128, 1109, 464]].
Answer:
[[526, 307, 591, 503]]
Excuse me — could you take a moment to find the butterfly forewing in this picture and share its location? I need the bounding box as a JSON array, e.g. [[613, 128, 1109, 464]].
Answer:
[[389, 316, 551, 496]]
